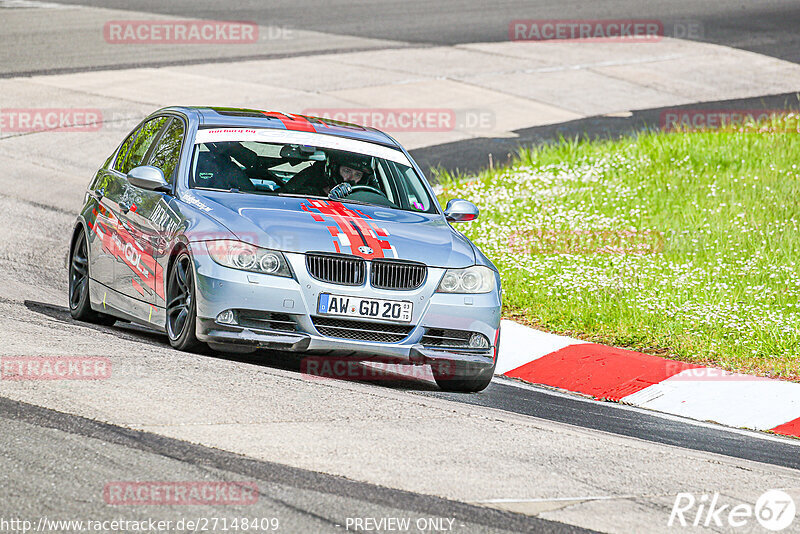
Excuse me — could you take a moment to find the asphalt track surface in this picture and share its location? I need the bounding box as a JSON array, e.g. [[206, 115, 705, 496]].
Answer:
[[427, 381, 800, 471], [3, 2, 800, 532], [22, 299, 800, 473], [0, 396, 588, 533], [29, 0, 800, 64], [412, 91, 800, 175], [6, 0, 799, 176]]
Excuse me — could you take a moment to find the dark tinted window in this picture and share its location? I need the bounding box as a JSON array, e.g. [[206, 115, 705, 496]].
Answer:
[[148, 118, 185, 184], [118, 116, 168, 174], [113, 127, 139, 173]]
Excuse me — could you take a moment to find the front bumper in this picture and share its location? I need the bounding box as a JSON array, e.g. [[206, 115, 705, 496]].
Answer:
[[190, 247, 501, 371]]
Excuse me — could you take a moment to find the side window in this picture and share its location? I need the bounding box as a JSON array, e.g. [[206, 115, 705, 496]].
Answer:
[[118, 116, 168, 174], [375, 160, 397, 205], [113, 126, 139, 173], [148, 118, 185, 185], [401, 165, 432, 211]]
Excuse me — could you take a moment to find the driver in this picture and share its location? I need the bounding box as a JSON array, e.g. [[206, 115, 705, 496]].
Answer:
[[327, 152, 377, 191], [326, 152, 380, 200], [283, 150, 378, 198]]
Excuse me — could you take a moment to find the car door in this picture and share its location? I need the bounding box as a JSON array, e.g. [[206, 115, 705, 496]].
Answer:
[[127, 116, 186, 310], [108, 116, 169, 303], [85, 124, 141, 290]]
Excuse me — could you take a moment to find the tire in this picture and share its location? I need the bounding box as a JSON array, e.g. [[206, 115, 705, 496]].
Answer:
[[68, 228, 116, 326], [166, 250, 203, 352], [432, 359, 496, 393], [432, 329, 500, 393]]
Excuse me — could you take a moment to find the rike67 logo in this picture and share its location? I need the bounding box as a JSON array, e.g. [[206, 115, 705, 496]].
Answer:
[[669, 490, 796, 531]]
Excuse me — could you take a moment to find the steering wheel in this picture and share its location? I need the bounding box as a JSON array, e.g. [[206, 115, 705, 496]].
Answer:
[[350, 185, 387, 197]]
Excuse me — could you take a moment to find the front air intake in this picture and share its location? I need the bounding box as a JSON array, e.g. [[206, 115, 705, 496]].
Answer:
[[311, 316, 414, 343]]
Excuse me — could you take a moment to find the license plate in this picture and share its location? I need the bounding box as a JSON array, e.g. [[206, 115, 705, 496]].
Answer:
[[318, 293, 413, 323]]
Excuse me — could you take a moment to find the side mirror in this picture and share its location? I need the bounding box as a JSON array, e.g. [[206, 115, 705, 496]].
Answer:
[[444, 199, 479, 223], [127, 165, 170, 192]]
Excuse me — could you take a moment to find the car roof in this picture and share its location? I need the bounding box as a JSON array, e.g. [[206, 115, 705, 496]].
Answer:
[[161, 106, 402, 149]]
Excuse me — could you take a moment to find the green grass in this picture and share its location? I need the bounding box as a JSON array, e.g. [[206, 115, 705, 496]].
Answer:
[[435, 115, 800, 379]]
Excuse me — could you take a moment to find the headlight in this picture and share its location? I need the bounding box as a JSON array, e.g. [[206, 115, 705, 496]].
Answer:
[[436, 265, 496, 294], [205, 240, 292, 277]]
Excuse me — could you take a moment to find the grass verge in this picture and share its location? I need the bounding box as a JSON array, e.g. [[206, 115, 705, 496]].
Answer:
[[436, 115, 800, 380]]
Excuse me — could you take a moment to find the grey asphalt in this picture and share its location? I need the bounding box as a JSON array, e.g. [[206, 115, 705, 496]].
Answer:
[[0, 397, 589, 533], [23, 299, 800, 474], [5, 0, 800, 473], [411, 91, 800, 177], [29, 0, 800, 63], [424, 380, 800, 471], [4, 0, 797, 176], [3, 3, 800, 531]]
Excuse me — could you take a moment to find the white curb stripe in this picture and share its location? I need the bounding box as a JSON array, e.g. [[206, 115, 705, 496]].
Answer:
[[496, 320, 800, 435], [622, 370, 800, 431], [496, 319, 586, 375]]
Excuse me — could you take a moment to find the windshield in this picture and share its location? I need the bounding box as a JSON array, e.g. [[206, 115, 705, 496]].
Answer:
[[189, 135, 435, 213]]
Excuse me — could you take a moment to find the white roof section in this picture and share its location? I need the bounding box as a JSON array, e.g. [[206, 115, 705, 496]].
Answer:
[[194, 128, 411, 166]]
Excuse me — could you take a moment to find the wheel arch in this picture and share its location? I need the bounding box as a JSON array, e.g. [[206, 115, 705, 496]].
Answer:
[[67, 218, 94, 281], [164, 237, 192, 300], [68, 218, 89, 261]]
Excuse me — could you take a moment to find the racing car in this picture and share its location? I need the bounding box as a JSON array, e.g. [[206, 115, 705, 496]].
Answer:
[[67, 107, 501, 392]]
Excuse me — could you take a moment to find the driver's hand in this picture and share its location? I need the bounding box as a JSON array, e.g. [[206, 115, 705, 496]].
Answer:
[[328, 182, 352, 200]]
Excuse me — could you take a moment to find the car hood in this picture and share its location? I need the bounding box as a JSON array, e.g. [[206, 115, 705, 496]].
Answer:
[[187, 191, 476, 267]]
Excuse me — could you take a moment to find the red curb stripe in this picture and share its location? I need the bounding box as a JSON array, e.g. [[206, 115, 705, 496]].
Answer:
[[771, 417, 800, 438], [504, 343, 703, 401]]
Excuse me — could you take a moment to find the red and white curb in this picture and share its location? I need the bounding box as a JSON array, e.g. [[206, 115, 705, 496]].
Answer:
[[496, 320, 800, 438]]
